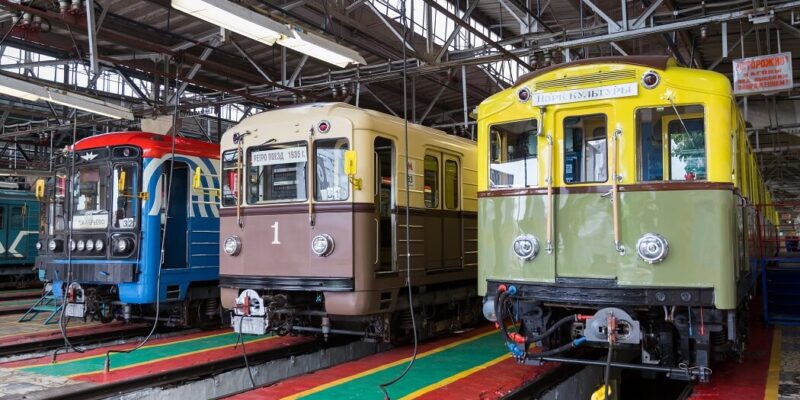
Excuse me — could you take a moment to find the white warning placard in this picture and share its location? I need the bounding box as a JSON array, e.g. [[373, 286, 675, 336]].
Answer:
[[733, 52, 793, 95]]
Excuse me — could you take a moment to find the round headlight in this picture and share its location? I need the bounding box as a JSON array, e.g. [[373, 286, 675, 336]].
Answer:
[[512, 234, 539, 261], [77, 240, 85, 251], [517, 87, 531, 102], [36, 241, 42, 250], [95, 239, 104, 252], [115, 238, 129, 253], [223, 236, 242, 256], [69, 239, 76, 252], [48, 239, 57, 251], [85, 239, 94, 251], [642, 70, 660, 89], [311, 234, 334, 257], [636, 233, 669, 264]]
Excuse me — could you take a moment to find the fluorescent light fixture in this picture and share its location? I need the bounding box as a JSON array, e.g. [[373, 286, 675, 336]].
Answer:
[[171, 0, 292, 45], [279, 27, 367, 68], [0, 73, 134, 120]]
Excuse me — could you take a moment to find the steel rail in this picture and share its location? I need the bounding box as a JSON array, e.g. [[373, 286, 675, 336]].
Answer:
[[0, 325, 158, 358]]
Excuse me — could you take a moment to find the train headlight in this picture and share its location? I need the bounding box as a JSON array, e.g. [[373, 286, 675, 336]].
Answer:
[[77, 240, 85, 251], [115, 238, 131, 254], [94, 239, 104, 252], [85, 239, 94, 251], [636, 233, 669, 264], [641, 70, 660, 89], [311, 234, 335, 257], [69, 239, 76, 252], [36, 241, 42, 250], [512, 234, 539, 261], [223, 236, 242, 256], [48, 239, 59, 251]]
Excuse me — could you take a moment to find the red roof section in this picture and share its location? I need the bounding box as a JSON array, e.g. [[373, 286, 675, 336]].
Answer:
[[73, 131, 219, 159]]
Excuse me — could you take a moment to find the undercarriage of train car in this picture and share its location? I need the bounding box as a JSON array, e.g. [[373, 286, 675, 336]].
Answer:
[[483, 282, 751, 383], [62, 281, 221, 327], [231, 282, 480, 343]]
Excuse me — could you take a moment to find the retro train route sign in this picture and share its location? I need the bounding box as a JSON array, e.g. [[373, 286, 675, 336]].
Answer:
[[733, 52, 793, 95]]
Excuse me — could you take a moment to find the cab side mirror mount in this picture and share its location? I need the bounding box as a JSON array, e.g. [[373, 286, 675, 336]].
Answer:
[[192, 166, 202, 190], [34, 179, 45, 200], [344, 150, 361, 190], [117, 170, 126, 194]]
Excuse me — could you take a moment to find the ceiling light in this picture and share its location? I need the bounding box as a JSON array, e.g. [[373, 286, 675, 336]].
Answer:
[[279, 27, 367, 68], [171, 0, 292, 45], [0, 73, 133, 120]]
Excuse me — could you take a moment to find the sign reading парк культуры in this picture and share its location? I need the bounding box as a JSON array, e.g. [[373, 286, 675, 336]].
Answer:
[[733, 52, 794, 95]]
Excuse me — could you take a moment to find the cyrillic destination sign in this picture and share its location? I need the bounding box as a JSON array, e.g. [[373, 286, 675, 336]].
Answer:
[[531, 82, 638, 106]]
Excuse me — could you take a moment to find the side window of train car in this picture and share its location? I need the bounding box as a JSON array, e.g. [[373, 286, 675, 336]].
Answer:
[[315, 138, 350, 202], [488, 119, 538, 188], [635, 105, 705, 181], [424, 155, 439, 208], [221, 150, 238, 207], [445, 159, 459, 209], [563, 114, 608, 184]]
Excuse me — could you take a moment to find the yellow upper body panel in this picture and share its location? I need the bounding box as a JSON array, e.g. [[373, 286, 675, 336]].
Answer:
[[476, 56, 740, 192]]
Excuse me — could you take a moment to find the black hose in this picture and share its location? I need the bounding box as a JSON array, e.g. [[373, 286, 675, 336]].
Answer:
[[494, 290, 575, 346], [494, 290, 512, 342], [234, 316, 257, 388], [604, 341, 613, 400], [528, 315, 576, 344], [526, 338, 579, 359]]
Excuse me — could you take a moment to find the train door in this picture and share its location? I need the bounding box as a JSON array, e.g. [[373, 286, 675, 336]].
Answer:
[[162, 161, 189, 269], [9, 204, 29, 259], [423, 153, 443, 270], [442, 156, 462, 269], [0, 205, 6, 259], [374, 137, 395, 273], [555, 110, 615, 279]]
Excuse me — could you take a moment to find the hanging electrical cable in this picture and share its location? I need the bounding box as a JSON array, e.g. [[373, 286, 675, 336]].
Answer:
[[378, 1, 418, 399], [234, 315, 257, 387], [51, 113, 86, 363], [102, 58, 183, 371]]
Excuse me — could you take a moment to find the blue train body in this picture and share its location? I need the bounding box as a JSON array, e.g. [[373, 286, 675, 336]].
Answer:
[[36, 132, 220, 325], [0, 186, 40, 287]]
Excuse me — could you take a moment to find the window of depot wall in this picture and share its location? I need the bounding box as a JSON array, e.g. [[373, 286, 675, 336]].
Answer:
[[636, 105, 706, 182], [315, 139, 350, 202], [563, 114, 608, 184], [489, 119, 538, 189]]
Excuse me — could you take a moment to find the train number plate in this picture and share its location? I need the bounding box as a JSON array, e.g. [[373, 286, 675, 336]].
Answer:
[[233, 316, 268, 335], [65, 303, 86, 318]]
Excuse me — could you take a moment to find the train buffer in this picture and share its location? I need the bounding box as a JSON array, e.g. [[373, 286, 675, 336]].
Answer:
[[18, 284, 62, 325]]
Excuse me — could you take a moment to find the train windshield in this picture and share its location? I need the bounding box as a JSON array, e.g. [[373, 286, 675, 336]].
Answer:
[[71, 164, 110, 230], [489, 119, 538, 188], [315, 139, 349, 201], [112, 164, 138, 229], [247, 142, 308, 203]]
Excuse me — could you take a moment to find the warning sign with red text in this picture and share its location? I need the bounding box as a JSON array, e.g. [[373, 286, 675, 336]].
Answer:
[[733, 52, 793, 95]]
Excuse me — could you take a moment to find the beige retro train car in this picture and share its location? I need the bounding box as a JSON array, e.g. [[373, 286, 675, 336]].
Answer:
[[217, 103, 478, 341]]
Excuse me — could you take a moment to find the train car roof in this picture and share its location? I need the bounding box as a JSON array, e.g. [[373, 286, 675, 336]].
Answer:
[[225, 102, 475, 147], [0, 187, 36, 201], [73, 131, 219, 159], [513, 56, 676, 87]]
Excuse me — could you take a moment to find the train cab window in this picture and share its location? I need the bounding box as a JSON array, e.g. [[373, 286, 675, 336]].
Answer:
[[112, 164, 138, 229], [636, 105, 705, 182], [221, 150, 238, 207], [247, 142, 308, 203], [488, 119, 538, 188], [563, 114, 608, 184], [72, 164, 110, 230], [51, 171, 67, 233], [445, 160, 459, 209], [424, 155, 439, 208], [315, 139, 350, 201]]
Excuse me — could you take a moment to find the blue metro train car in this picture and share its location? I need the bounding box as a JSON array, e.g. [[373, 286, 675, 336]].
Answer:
[[0, 184, 40, 288], [35, 132, 221, 325]]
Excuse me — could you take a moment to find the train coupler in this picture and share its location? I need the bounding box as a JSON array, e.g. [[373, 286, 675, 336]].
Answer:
[[582, 307, 641, 345], [232, 289, 269, 335]]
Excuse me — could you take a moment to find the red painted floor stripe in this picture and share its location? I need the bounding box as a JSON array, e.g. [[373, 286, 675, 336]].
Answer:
[[75, 335, 310, 384], [0, 322, 146, 347], [0, 328, 232, 368], [414, 357, 556, 400], [688, 321, 773, 399], [229, 326, 498, 400]]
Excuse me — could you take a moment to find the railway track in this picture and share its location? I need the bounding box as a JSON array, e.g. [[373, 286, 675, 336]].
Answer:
[[502, 349, 604, 400], [0, 288, 43, 315], [0, 324, 171, 358], [38, 337, 344, 400]]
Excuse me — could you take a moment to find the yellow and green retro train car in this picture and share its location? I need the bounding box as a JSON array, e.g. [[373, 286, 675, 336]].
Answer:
[[477, 56, 776, 382]]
